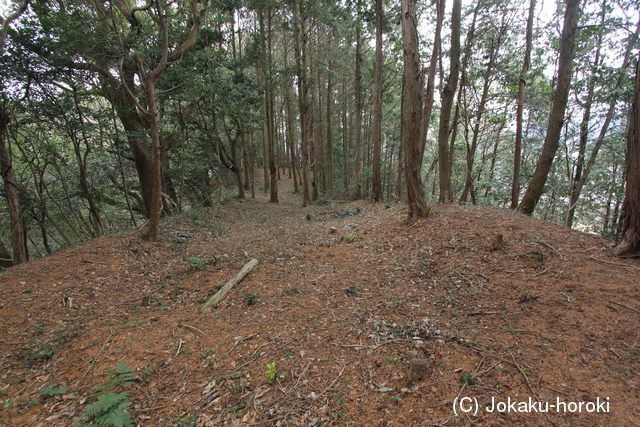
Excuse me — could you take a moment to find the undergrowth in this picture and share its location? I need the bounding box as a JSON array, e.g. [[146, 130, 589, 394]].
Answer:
[[74, 360, 136, 427]]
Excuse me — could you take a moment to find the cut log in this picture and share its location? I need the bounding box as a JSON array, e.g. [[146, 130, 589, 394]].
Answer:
[[201, 258, 259, 311]]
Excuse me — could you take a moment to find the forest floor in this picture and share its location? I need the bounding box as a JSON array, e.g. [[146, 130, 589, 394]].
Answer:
[[1, 177, 639, 427]]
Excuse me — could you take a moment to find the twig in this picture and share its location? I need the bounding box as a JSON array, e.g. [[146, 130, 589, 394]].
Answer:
[[609, 348, 621, 358], [538, 241, 563, 260], [83, 259, 109, 265], [174, 337, 184, 357], [217, 333, 258, 363], [532, 267, 549, 278], [589, 256, 640, 273], [610, 300, 640, 315], [178, 323, 205, 335], [315, 364, 346, 399], [455, 356, 486, 405], [76, 326, 119, 386], [511, 353, 557, 427]]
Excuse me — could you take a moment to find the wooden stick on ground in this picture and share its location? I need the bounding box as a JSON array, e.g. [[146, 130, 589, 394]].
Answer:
[[200, 258, 258, 311]]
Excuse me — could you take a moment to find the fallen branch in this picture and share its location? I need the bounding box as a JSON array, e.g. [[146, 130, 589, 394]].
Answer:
[[589, 256, 640, 274], [179, 323, 205, 335], [201, 258, 258, 311], [538, 241, 563, 260], [511, 353, 557, 427]]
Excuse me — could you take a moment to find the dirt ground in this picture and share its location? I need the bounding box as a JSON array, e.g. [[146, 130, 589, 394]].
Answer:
[[1, 178, 639, 426]]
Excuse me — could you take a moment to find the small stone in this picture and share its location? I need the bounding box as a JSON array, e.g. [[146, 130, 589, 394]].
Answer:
[[344, 234, 356, 244], [328, 227, 338, 234]]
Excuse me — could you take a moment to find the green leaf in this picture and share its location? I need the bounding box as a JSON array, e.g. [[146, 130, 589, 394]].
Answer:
[[228, 403, 246, 413], [39, 384, 67, 396]]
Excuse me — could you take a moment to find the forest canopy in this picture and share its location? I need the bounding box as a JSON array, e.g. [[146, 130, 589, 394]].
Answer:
[[1, 0, 639, 263]]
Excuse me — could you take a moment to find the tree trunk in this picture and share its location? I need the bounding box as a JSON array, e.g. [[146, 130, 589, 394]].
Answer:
[[0, 106, 27, 265], [565, 9, 639, 227], [419, 0, 445, 162], [353, 25, 363, 200], [616, 55, 640, 256], [71, 88, 104, 236], [460, 21, 504, 204], [511, 0, 536, 209], [401, 0, 429, 220], [518, 0, 581, 215], [436, 0, 461, 204], [294, 1, 312, 207], [371, 0, 384, 202], [326, 61, 334, 192], [265, 9, 278, 204], [0, 0, 30, 265]]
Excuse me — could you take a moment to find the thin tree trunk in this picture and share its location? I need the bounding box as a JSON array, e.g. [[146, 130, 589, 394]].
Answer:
[[565, 10, 640, 227], [326, 59, 334, 192], [266, 8, 278, 204], [518, 0, 581, 215], [460, 22, 504, 203], [71, 87, 104, 235], [511, 0, 536, 209], [353, 25, 363, 200], [437, 0, 461, 203], [419, 0, 444, 162], [294, 1, 312, 206]]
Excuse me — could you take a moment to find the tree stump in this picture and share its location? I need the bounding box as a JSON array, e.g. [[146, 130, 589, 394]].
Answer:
[[408, 358, 432, 382]]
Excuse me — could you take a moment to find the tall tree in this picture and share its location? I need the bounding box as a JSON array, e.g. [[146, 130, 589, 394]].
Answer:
[[436, 0, 461, 204], [419, 0, 445, 162], [353, 12, 363, 201], [371, 0, 383, 202], [518, 0, 581, 215], [118, 0, 172, 241], [617, 55, 640, 256], [511, 0, 536, 209], [0, 0, 30, 265], [401, 0, 428, 220], [292, 0, 312, 206]]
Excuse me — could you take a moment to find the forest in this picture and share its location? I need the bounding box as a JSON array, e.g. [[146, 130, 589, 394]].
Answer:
[[2, 1, 640, 425], [1, 0, 640, 264]]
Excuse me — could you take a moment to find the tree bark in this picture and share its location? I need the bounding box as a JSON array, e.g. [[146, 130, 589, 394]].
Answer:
[[0, 107, 27, 264], [401, 0, 429, 220], [201, 259, 259, 310], [616, 55, 640, 257], [518, 0, 581, 215]]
